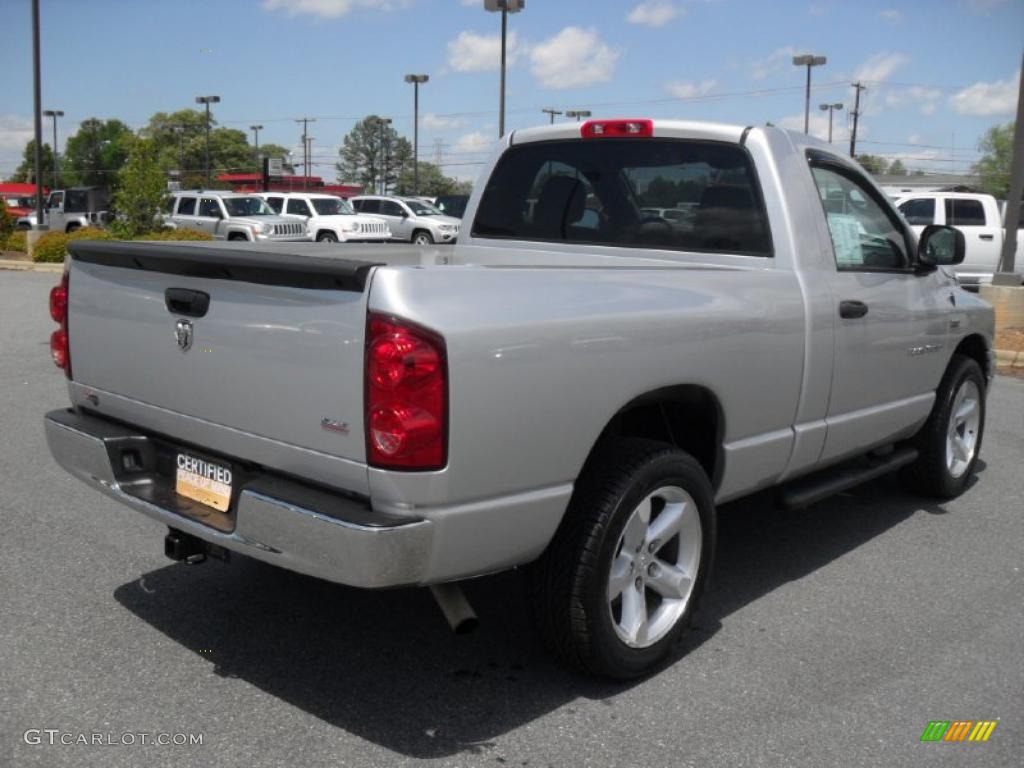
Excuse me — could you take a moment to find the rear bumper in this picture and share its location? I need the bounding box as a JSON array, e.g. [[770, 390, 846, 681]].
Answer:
[[44, 409, 432, 588]]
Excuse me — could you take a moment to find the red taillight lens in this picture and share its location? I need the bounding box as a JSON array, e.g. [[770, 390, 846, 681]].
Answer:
[[581, 119, 654, 139], [49, 271, 71, 377], [365, 313, 447, 470]]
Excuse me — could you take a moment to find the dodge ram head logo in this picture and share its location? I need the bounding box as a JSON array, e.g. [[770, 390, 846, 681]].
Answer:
[[175, 319, 193, 351]]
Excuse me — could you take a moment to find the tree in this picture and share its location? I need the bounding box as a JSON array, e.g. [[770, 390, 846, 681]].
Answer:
[[111, 138, 166, 237], [10, 140, 60, 186], [973, 122, 1014, 199], [393, 161, 471, 197], [336, 116, 413, 192], [62, 118, 134, 188], [887, 158, 908, 176], [855, 154, 888, 175]]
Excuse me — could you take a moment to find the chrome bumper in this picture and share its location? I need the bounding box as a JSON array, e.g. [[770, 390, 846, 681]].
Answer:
[[44, 409, 433, 588]]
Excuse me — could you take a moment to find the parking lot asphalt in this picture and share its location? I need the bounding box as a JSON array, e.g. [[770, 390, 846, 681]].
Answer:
[[1, 269, 1021, 768]]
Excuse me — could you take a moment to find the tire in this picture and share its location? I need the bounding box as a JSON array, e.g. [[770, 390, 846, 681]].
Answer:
[[531, 438, 716, 680], [65, 223, 80, 233], [227, 233, 247, 242], [412, 230, 433, 245], [316, 231, 339, 243], [903, 354, 986, 498]]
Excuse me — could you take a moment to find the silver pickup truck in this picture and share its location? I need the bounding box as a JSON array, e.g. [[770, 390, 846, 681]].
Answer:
[[44, 119, 994, 679]]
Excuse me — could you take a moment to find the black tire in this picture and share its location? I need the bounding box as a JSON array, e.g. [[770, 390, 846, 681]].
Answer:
[[65, 223, 80, 233], [316, 231, 339, 243], [903, 354, 986, 498], [531, 438, 716, 680], [412, 230, 433, 245], [227, 232, 247, 242]]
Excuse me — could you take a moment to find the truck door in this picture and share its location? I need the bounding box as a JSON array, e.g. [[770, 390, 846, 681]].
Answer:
[[807, 152, 951, 464], [46, 191, 64, 230], [172, 195, 199, 232], [379, 199, 411, 241], [944, 197, 1001, 275], [197, 197, 225, 237]]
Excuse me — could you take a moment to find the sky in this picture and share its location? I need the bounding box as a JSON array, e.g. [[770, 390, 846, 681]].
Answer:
[[0, 0, 1021, 185]]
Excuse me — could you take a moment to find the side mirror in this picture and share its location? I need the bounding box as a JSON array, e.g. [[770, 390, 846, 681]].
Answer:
[[917, 224, 964, 268]]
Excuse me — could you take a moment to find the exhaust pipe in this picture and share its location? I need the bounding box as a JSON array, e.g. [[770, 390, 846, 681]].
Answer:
[[430, 583, 479, 634]]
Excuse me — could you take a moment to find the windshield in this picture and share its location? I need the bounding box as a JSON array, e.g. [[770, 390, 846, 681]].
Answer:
[[311, 197, 354, 216], [404, 199, 443, 216], [223, 196, 275, 216]]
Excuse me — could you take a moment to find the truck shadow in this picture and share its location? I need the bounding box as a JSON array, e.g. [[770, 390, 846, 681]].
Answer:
[[113, 463, 984, 759]]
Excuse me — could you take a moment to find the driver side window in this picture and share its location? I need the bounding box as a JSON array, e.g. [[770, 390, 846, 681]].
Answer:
[[810, 164, 909, 270]]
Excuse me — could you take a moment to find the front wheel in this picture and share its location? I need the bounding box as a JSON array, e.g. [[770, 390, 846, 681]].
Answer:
[[316, 231, 339, 243], [531, 439, 716, 679], [412, 230, 433, 245], [904, 354, 986, 498]]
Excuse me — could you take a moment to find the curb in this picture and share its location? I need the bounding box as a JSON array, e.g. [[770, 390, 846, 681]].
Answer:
[[995, 348, 1024, 369], [0, 259, 63, 273]]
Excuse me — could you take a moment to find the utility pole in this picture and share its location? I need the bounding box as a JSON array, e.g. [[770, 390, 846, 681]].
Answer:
[[250, 124, 263, 175], [404, 74, 429, 195], [375, 117, 392, 194], [993, 51, 1024, 284], [43, 110, 64, 188], [849, 82, 867, 158], [195, 95, 220, 187], [31, 0, 46, 230], [295, 117, 315, 189], [542, 108, 562, 124], [172, 125, 186, 181], [434, 138, 444, 167]]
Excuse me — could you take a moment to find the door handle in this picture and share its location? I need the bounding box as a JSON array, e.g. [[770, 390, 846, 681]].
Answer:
[[839, 300, 869, 319], [165, 288, 210, 318], [978, 234, 994, 241]]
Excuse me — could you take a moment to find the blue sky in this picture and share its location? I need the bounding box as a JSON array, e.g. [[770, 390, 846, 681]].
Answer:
[[1, 0, 1021, 183]]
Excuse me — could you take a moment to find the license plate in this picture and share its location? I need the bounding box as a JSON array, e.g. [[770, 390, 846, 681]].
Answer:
[[175, 452, 233, 512]]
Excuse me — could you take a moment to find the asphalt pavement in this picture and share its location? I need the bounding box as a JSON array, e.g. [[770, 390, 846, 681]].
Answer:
[[1, 269, 1021, 768]]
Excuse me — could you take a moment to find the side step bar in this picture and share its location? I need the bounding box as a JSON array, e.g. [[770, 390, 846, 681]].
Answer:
[[777, 446, 918, 510]]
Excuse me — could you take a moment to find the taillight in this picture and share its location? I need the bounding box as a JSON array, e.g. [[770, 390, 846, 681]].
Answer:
[[48, 271, 71, 378], [581, 119, 654, 139], [365, 313, 447, 470]]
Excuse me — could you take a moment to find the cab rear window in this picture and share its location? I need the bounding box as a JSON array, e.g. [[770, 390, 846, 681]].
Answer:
[[472, 138, 772, 256]]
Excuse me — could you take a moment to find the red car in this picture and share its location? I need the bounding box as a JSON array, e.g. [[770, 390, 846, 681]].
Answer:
[[0, 182, 46, 219]]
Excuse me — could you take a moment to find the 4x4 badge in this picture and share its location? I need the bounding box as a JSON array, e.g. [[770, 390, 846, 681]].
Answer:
[[175, 319, 193, 351]]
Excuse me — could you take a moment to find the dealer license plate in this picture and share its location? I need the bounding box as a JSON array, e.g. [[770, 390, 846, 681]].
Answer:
[[175, 452, 233, 512]]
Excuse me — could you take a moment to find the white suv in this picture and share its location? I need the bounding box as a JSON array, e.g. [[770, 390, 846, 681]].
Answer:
[[164, 191, 309, 241], [260, 192, 391, 243], [351, 195, 461, 244]]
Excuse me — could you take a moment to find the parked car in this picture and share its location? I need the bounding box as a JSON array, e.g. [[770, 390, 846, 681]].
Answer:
[[45, 118, 992, 680], [17, 187, 111, 232], [257, 192, 390, 243], [434, 194, 470, 219], [895, 192, 1023, 287], [350, 195, 460, 244], [163, 190, 309, 241]]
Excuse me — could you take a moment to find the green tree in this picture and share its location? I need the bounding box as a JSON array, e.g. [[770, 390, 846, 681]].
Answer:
[[393, 161, 471, 196], [10, 140, 61, 186], [0, 198, 13, 243], [887, 158, 908, 176], [336, 116, 413, 192], [111, 138, 167, 238], [856, 154, 888, 175], [973, 122, 1014, 198], [62, 118, 134, 188]]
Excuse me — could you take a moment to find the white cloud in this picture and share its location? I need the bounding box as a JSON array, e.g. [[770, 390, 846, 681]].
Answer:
[[627, 1, 683, 28], [0, 115, 33, 152], [529, 27, 620, 89], [854, 52, 909, 83], [750, 46, 797, 81], [263, 0, 406, 19], [879, 8, 902, 23], [423, 113, 465, 130], [884, 85, 942, 115], [446, 30, 520, 73], [665, 79, 717, 99], [453, 131, 496, 155], [949, 71, 1019, 116], [778, 111, 850, 143]]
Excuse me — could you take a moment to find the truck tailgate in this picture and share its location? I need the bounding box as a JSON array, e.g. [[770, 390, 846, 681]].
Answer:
[[66, 241, 377, 476]]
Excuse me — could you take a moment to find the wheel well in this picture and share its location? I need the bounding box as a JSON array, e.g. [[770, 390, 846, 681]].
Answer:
[[412, 229, 431, 240], [316, 229, 337, 240], [587, 385, 724, 489], [953, 334, 990, 380], [65, 223, 79, 233], [227, 232, 248, 241]]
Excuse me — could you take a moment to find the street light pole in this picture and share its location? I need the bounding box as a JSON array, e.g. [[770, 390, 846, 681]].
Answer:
[[541, 108, 562, 124], [31, 0, 46, 230], [484, 0, 524, 138], [250, 124, 263, 175], [43, 109, 64, 188], [818, 103, 843, 143], [565, 109, 592, 122], [195, 95, 220, 187], [792, 54, 827, 134], [404, 74, 429, 195], [376, 117, 392, 194]]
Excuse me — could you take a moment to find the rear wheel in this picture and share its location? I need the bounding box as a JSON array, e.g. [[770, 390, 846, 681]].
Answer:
[[227, 232, 247, 242], [904, 354, 986, 498], [531, 438, 715, 679], [65, 223, 80, 233], [412, 230, 433, 245], [316, 231, 339, 243]]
